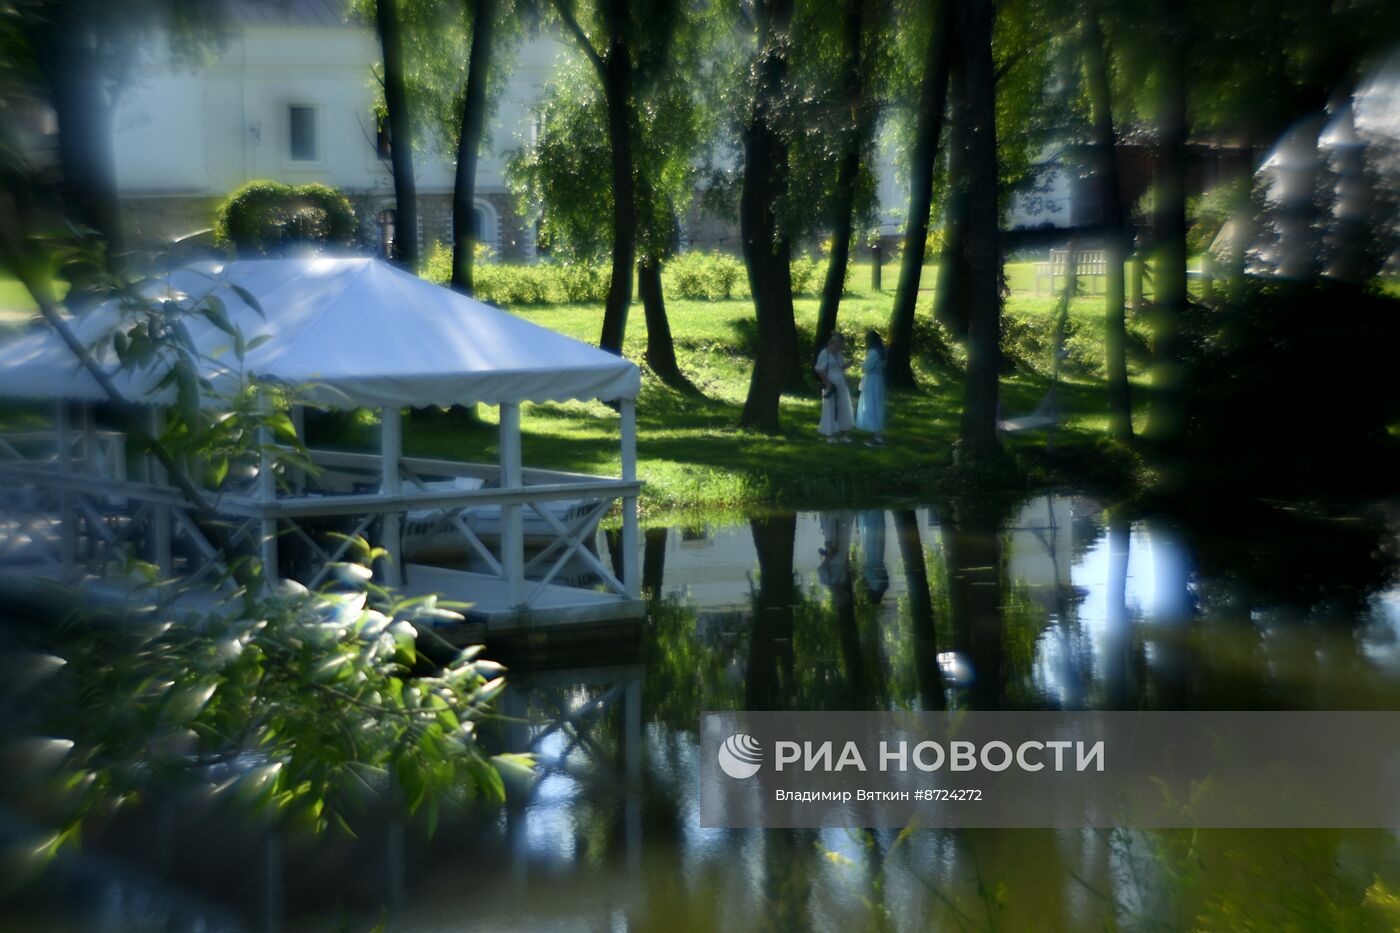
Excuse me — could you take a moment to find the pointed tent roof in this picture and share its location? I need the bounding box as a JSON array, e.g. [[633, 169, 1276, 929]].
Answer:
[[0, 257, 640, 410]]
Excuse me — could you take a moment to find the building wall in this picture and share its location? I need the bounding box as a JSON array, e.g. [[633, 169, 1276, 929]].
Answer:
[[110, 24, 566, 257]]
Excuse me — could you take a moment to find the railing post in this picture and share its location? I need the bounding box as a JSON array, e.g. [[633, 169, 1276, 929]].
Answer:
[[56, 402, 76, 577], [289, 405, 306, 494], [258, 410, 279, 588], [380, 406, 403, 585], [620, 398, 639, 599], [499, 403, 524, 608], [148, 407, 172, 577]]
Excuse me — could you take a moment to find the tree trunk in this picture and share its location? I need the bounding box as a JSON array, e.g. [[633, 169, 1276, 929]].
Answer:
[[1145, 0, 1188, 447], [598, 0, 637, 354], [638, 258, 692, 391], [813, 0, 877, 358], [945, 500, 1004, 711], [450, 0, 497, 295], [747, 514, 797, 710], [886, 2, 951, 390], [895, 510, 944, 710], [642, 526, 667, 596], [738, 0, 800, 433], [933, 63, 972, 339], [1080, 4, 1132, 441], [954, 0, 1002, 465], [376, 0, 419, 272], [27, 8, 125, 268]]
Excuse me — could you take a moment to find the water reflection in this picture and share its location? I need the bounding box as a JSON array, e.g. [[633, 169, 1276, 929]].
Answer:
[[6, 493, 1400, 930]]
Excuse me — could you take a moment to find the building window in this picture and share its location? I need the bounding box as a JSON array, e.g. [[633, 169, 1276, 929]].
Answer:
[[289, 105, 318, 162]]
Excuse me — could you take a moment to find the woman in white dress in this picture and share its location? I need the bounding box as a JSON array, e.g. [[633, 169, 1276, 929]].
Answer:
[[814, 332, 855, 443]]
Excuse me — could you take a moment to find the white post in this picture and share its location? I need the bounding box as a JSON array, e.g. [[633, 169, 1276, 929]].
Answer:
[[148, 407, 172, 577], [380, 406, 403, 585], [79, 403, 97, 473], [499, 402, 524, 607], [289, 404, 306, 494], [56, 402, 76, 576], [258, 412, 278, 588], [620, 397, 640, 599]]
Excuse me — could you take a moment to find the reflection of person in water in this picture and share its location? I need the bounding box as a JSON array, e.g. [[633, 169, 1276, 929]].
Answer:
[[817, 511, 854, 589], [857, 510, 889, 602]]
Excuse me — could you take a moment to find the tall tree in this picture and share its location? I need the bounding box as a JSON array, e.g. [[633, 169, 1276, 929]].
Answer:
[[1144, 0, 1187, 447], [737, 0, 802, 432], [884, 0, 952, 386], [511, 1, 701, 387], [450, 0, 497, 294], [553, 0, 637, 353], [1079, 0, 1132, 441], [954, 0, 1002, 463], [884, 0, 951, 389], [811, 0, 881, 356], [16, 0, 229, 272], [931, 63, 971, 340], [375, 0, 420, 272]]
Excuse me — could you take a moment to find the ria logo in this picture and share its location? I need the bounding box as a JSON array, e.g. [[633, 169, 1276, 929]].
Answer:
[[718, 733, 763, 779]]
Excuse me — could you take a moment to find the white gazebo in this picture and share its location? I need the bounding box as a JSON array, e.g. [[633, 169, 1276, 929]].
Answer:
[[0, 257, 645, 634]]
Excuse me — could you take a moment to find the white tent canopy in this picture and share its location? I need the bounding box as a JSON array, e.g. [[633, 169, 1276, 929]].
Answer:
[[0, 257, 640, 409]]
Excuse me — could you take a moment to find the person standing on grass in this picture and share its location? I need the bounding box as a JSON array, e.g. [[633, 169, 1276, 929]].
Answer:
[[855, 330, 887, 446], [815, 332, 855, 443]]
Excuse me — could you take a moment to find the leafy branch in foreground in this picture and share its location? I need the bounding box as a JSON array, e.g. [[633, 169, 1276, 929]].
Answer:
[[1, 553, 530, 886]]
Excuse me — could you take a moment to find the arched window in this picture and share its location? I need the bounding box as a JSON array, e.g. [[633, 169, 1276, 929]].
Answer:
[[470, 199, 499, 254]]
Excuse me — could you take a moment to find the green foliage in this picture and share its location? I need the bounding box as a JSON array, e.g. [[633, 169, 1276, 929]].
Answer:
[[789, 254, 819, 296], [351, 0, 521, 161], [423, 242, 608, 305], [666, 251, 744, 300], [508, 1, 714, 263], [215, 181, 358, 258], [6, 561, 523, 873]]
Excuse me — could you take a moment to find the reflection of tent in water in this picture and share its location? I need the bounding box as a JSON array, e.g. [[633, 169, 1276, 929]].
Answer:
[[1006, 495, 1092, 615]]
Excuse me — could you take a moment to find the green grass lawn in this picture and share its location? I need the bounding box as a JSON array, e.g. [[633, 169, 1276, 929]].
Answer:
[[321, 262, 1151, 518], [0, 261, 1149, 515]]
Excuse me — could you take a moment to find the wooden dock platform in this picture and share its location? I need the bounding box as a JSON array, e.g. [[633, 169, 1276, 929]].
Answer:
[[402, 563, 646, 644]]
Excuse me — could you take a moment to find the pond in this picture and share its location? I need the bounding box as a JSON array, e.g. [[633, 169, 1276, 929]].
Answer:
[[5, 492, 1400, 931]]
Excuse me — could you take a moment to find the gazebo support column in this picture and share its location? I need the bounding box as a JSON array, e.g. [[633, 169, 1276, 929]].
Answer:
[[620, 398, 639, 599], [499, 402, 524, 607], [380, 406, 403, 585]]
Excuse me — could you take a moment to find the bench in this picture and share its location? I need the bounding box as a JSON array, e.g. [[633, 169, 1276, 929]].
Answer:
[[1033, 249, 1108, 295]]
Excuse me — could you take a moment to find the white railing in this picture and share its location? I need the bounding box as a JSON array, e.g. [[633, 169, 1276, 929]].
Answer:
[[0, 444, 640, 609]]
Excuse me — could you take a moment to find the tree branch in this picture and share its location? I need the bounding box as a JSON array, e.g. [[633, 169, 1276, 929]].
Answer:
[[0, 223, 218, 519], [551, 0, 606, 76]]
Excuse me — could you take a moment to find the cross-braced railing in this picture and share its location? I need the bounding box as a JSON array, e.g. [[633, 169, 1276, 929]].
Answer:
[[0, 442, 642, 611]]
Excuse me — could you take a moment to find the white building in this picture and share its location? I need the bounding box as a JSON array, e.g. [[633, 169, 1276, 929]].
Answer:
[[105, 0, 1071, 262], [113, 0, 566, 258]]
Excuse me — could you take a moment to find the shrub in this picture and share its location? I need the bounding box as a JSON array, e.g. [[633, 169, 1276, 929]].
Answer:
[[789, 255, 819, 295], [215, 181, 357, 257], [666, 251, 746, 300], [422, 242, 607, 306]]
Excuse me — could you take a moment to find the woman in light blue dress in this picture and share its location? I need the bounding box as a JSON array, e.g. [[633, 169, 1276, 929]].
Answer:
[[855, 330, 886, 446]]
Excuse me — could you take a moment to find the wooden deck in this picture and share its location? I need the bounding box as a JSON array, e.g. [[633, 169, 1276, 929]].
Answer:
[[402, 563, 646, 642]]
